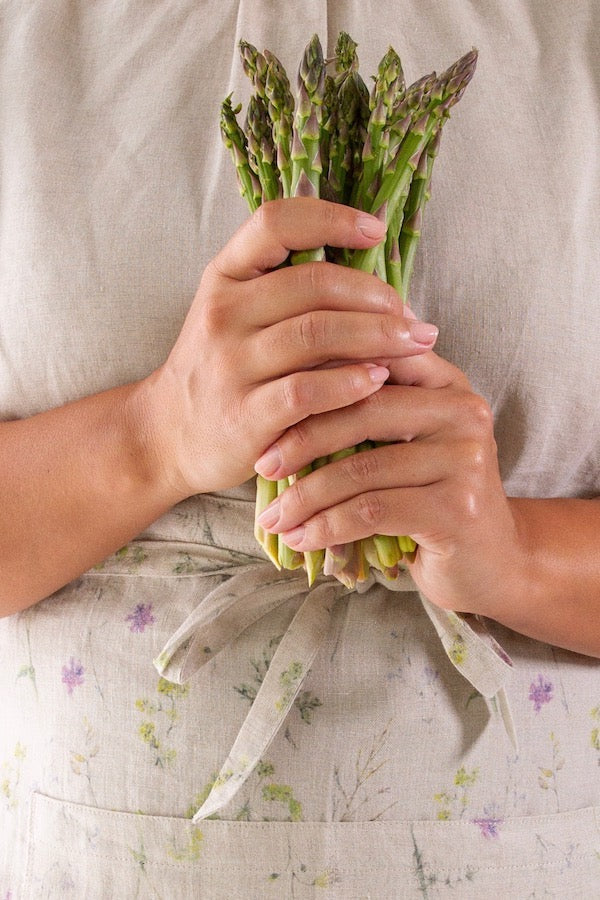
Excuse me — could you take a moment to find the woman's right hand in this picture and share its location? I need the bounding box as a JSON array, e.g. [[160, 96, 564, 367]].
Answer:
[[141, 197, 439, 498]]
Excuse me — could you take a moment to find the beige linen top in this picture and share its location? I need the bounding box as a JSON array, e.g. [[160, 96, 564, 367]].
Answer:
[[1, 2, 599, 897]]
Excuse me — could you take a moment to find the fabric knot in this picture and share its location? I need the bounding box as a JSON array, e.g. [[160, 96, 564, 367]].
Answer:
[[154, 562, 515, 821]]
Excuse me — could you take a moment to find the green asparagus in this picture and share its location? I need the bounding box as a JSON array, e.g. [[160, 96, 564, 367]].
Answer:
[[221, 33, 478, 588]]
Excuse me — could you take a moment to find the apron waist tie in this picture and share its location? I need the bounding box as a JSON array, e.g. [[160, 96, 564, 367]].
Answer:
[[153, 563, 515, 822]]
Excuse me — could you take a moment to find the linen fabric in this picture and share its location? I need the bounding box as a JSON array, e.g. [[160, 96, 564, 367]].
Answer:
[[1, 1, 600, 897]]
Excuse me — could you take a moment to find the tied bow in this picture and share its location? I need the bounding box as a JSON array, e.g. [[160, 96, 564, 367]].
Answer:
[[154, 562, 516, 822]]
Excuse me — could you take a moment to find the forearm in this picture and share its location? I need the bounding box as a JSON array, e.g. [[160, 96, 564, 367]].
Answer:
[[495, 497, 600, 656], [0, 380, 182, 616]]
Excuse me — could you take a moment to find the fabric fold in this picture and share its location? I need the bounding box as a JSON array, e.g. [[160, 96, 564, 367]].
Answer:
[[154, 554, 516, 821]]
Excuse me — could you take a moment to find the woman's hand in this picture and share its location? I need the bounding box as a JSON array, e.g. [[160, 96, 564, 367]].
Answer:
[[254, 348, 525, 621], [141, 198, 438, 497], [0, 196, 440, 613]]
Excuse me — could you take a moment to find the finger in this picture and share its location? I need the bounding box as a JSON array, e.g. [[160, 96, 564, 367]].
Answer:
[[235, 261, 402, 327], [386, 350, 470, 390], [210, 198, 386, 280], [248, 310, 438, 379], [247, 363, 390, 437], [278, 485, 447, 552], [255, 385, 462, 479], [255, 441, 449, 534]]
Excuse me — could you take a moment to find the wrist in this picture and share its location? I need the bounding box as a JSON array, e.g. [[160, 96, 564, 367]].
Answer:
[[124, 370, 193, 508], [484, 497, 600, 655]]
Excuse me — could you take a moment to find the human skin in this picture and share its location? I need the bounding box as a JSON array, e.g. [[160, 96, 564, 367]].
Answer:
[[254, 345, 600, 657], [0, 199, 438, 615]]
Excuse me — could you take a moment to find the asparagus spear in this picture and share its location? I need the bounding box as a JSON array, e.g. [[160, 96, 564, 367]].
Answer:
[[357, 45, 405, 211], [290, 34, 326, 200], [222, 35, 478, 587], [264, 50, 295, 197], [220, 95, 262, 212], [246, 94, 281, 202], [350, 51, 477, 277]]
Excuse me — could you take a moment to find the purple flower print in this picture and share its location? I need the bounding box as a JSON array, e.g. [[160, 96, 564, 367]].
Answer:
[[62, 657, 84, 695], [472, 816, 503, 839], [125, 603, 155, 633], [529, 674, 553, 713]]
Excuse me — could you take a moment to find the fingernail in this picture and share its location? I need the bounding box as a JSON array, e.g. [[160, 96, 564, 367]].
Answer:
[[366, 364, 389, 383], [408, 321, 439, 345], [254, 445, 282, 478], [356, 213, 386, 240], [257, 498, 280, 529], [282, 525, 305, 547]]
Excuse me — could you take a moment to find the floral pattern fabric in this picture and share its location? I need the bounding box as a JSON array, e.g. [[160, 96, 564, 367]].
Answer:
[[2, 495, 600, 897], [2, 0, 600, 895]]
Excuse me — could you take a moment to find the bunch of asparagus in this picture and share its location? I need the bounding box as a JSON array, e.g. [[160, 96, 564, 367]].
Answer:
[[221, 32, 477, 588]]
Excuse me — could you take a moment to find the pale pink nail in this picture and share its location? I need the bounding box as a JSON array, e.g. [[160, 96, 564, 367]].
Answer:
[[256, 498, 280, 529], [282, 526, 306, 547], [408, 321, 438, 345], [366, 365, 389, 383], [356, 212, 386, 240], [254, 445, 282, 478]]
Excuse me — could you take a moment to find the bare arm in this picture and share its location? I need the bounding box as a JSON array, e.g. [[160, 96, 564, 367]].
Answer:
[[0, 382, 177, 615], [0, 199, 439, 616]]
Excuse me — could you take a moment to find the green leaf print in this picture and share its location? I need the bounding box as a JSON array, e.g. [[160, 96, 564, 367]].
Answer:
[[448, 635, 467, 666], [275, 661, 304, 712], [134, 678, 189, 768], [262, 783, 303, 821], [185, 760, 304, 822], [234, 637, 322, 726], [537, 731, 564, 811], [1, 742, 27, 810], [167, 826, 204, 861], [433, 767, 479, 820], [70, 717, 99, 805]]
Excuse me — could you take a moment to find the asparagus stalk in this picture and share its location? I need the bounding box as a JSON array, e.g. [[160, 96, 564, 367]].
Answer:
[[399, 126, 441, 300], [222, 35, 478, 587], [220, 96, 262, 212], [264, 50, 295, 198], [356, 45, 405, 211], [246, 94, 281, 202], [290, 34, 326, 200], [287, 37, 328, 579]]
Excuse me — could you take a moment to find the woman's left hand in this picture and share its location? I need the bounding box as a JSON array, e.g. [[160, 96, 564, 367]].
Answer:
[[254, 348, 527, 619]]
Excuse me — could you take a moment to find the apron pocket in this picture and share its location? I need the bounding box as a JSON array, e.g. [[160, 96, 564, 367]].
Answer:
[[23, 791, 600, 898]]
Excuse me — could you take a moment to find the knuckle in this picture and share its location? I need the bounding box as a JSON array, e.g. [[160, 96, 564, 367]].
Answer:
[[312, 507, 335, 545], [250, 199, 278, 234], [296, 310, 327, 351], [305, 261, 328, 297], [290, 474, 311, 510], [320, 198, 340, 232], [382, 282, 400, 309], [460, 438, 487, 474], [290, 419, 314, 454], [346, 450, 379, 485], [355, 492, 383, 529], [281, 374, 308, 412], [467, 393, 494, 432], [197, 289, 230, 337], [379, 314, 406, 347], [360, 386, 386, 414], [456, 487, 481, 525]]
